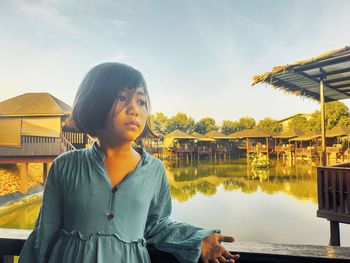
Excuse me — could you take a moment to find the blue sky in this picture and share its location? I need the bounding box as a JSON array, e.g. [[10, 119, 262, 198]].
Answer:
[[1, 0, 350, 123]]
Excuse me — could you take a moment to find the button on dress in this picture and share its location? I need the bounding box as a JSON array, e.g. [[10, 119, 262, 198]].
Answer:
[[19, 142, 219, 263]]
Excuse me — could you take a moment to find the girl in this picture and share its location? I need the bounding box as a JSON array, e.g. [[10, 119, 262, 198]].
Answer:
[[19, 62, 240, 263]]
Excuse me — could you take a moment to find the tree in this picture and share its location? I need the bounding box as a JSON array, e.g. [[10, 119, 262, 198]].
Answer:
[[288, 115, 311, 133], [239, 117, 256, 130], [193, 117, 218, 134], [150, 112, 169, 135], [220, 120, 240, 135], [256, 117, 282, 134], [308, 101, 350, 131], [167, 112, 195, 134]]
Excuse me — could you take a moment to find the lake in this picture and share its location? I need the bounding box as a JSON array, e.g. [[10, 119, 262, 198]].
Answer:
[[1, 157, 350, 247]]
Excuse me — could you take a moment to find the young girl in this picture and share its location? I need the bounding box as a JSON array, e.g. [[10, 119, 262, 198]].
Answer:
[[19, 62, 240, 263]]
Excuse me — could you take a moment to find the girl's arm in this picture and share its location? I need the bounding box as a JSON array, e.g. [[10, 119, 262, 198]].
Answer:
[[19, 161, 63, 263], [144, 167, 219, 263]]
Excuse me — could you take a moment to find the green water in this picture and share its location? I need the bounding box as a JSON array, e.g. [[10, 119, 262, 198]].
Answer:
[[1, 158, 350, 246]]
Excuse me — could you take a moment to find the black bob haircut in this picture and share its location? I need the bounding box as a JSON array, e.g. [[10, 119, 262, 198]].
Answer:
[[71, 62, 151, 138]]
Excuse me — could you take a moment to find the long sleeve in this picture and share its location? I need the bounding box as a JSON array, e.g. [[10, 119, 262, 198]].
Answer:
[[144, 168, 219, 263], [19, 161, 63, 263]]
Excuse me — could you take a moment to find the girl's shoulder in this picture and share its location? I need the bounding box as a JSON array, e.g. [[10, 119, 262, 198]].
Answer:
[[53, 148, 90, 168]]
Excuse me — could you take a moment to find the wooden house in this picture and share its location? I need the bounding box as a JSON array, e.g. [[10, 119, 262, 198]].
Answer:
[[163, 129, 195, 160], [0, 93, 74, 161], [273, 129, 304, 160], [325, 125, 350, 161], [289, 131, 321, 160], [228, 129, 271, 160], [205, 130, 231, 159], [191, 132, 214, 159], [136, 128, 162, 158], [0, 93, 78, 193]]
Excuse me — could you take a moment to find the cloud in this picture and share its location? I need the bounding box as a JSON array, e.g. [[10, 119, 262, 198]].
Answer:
[[9, 0, 78, 36]]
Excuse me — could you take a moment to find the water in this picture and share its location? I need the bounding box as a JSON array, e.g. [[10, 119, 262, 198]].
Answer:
[[1, 158, 350, 247]]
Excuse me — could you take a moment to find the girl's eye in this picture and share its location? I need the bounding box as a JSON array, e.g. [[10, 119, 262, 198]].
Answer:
[[138, 100, 146, 106], [117, 96, 127, 102]]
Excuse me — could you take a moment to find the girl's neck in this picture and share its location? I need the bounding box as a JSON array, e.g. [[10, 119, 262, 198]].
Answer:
[[97, 137, 135, 158]]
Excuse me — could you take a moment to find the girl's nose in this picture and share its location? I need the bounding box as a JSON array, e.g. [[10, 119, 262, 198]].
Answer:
[[125, 99, 139, 116]]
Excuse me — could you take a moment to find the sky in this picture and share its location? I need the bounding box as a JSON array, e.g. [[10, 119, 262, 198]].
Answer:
[[1, 0, 350, 124]]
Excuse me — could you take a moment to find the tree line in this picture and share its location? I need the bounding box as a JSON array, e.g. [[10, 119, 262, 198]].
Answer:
[[150, 101, 350, 136]]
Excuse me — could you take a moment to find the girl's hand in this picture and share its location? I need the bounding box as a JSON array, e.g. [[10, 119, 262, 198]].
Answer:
[[200, 233, 240, 263]]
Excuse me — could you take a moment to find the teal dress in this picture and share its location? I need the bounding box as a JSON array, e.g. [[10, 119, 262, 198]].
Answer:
[[19, 142, 218, 263]]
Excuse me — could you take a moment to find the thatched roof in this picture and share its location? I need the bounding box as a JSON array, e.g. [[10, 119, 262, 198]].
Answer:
[[191, 132, 215, 142], [205, 130, 228, 139], [273, 128, 304, 139], [252, 46, 350, 102], [0, 93, 72, 117], [228, 129, 271, 138], [164, 129, 195, 139], [326, 125, 350, 138], [289, 131, 321, 141]]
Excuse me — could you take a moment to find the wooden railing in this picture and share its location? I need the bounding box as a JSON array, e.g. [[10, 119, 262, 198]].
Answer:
[[275, 145, 295, 152], [214, 145, 231, 153], [246, 145, 268, 153], [295, 147, 318, 157], [1, 228, 350, 263], [0, 136, 62, 156], [317, 163, 350, 246], [61, 134, 76, 152], [173, 146, 195, 153], [196, 146, 212, 153]]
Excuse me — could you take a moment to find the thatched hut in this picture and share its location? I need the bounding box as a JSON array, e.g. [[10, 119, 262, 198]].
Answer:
[[191, 132, 215, 159], [273, 128, 304, 159], [228, 129, 271, 159], [289, 131, 321, 160], [205, 130, 231, 158], [326, 125, 350, 160], [163, 129, 195, 160]]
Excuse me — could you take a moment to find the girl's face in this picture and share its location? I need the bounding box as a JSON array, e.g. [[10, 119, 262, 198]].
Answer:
[[102, 87, 148, 143]]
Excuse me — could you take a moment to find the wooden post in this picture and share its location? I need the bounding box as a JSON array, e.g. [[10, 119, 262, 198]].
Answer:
[[266, 137, 269, 162], [246, 139, 249, 162], [43, 163, 48, 183], [320, 78, 327, 166], [329, 221, 340, 246], [19, 163, 28, 194]]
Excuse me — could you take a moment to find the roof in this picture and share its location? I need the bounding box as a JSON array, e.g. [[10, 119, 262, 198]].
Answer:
[[228, 129, 271, 138], [164, 129, 195, 139], [289, 131, 321, 141], [205, 130, 228, 139], [326, 125, 350, 138], [278, 113, 311, 123], [273, 128, 304, 139], [252, 46, 350, 102], [191, 132, 215, 142], [0, 93, 72, 117]]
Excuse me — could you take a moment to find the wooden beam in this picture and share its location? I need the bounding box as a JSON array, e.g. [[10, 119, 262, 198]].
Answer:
[[320, 79, 327, 166], [329, 221, 340, 246], [312, 67, 350, 79], [294, 55, 350, 72], [0, 156, 56, 164]]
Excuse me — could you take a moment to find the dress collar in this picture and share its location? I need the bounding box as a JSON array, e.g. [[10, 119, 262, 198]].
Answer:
[[88, 141, 150, 166]]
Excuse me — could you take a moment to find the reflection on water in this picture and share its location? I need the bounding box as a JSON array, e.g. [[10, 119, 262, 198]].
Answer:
[[2, 158, 350, 246], [0, 200, 41, 229], [165, 158, 317, 203]]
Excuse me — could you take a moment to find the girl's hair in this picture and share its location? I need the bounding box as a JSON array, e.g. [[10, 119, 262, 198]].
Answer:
[[70, 62, 151, 139]]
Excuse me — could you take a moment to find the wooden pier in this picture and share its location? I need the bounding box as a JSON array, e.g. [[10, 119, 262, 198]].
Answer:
[[191, 132, 214, 159], [228, 129, 271, 161], [317, 162, 350, 246]]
